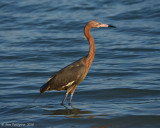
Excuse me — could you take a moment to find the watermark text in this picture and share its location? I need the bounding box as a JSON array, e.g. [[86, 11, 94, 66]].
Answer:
[[1, 122, 34, 127]]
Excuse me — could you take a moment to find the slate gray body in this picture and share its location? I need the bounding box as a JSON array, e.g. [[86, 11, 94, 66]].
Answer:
[[40, 57, 87, 93]]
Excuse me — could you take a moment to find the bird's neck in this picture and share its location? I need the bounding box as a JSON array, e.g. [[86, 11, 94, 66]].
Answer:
[[84, 26, 95, 69]]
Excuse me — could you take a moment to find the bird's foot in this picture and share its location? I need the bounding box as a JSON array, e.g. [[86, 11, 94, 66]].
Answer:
[[68, 102, 72, 106], [61, 102, 65, 106]]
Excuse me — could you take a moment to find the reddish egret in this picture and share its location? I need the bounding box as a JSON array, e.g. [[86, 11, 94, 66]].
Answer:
[[40, 21, 115, 105]]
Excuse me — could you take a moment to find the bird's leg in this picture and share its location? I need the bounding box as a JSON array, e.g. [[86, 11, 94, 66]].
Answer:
[[69, 85, 77, 105], [61, 86, 73, 105], [69, 94, 73, 106], [61, 93, 68, 105]]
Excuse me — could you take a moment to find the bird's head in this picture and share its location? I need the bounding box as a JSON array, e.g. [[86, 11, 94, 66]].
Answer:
[[84, 21, 116, 40], [87, 21, 116, 28]]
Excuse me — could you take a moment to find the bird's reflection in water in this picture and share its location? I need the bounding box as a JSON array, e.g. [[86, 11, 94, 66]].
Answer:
[[43, 104, 91, 118], [43, 105, 109, 128]]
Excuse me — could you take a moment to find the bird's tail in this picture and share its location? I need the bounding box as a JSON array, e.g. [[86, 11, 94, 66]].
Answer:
[[40, 82, 50, 94]]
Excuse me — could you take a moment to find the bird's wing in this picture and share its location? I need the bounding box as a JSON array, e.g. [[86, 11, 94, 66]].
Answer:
[[40, 59, 86, 93], [49, 63, 85, 90]]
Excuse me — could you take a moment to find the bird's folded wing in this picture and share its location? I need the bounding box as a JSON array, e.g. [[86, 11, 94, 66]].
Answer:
[[48, 64, 86, 90]]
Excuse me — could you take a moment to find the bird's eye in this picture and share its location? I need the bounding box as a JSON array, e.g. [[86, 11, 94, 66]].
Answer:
[[94, 23, 101, 26]]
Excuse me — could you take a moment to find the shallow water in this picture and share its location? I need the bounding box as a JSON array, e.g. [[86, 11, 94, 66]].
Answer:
[[0, 0, 160, 128]]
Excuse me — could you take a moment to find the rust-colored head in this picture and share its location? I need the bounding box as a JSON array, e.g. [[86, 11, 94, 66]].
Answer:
[[86, 21, 116, 28], [84, 21, 115, 40]]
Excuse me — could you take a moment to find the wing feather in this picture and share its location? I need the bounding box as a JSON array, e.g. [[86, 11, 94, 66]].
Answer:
[[49, 64, 85, 90], [40, 58, 86, 93]]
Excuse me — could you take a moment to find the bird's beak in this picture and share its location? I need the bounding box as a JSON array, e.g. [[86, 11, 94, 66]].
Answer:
[[98, 24, 116, 28]]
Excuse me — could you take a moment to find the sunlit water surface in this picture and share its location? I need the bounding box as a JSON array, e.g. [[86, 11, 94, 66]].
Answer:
[[0, 0, 160, 128]]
